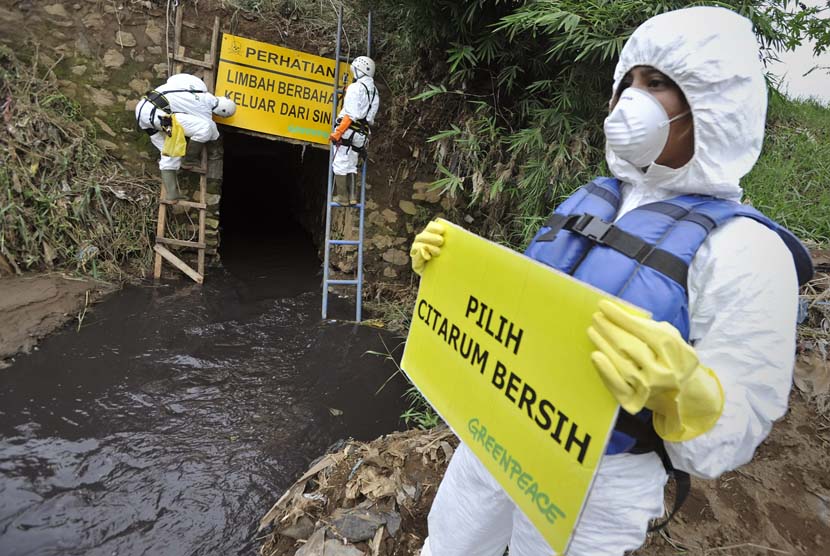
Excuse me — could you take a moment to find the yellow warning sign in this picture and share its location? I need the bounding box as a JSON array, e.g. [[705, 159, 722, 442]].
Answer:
[[214, 34, 351, 144], [401, 220, 633, 553]]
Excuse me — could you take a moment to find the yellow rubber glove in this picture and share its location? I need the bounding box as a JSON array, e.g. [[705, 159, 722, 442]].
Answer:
[[410, 221, 446, 276], [162, 114, 186, 157], [587, 299, 724, 442]]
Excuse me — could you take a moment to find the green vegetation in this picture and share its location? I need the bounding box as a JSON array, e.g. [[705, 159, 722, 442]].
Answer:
[[370, 0, 830, 246], [744, 96, 830, 244], [0, 46, 157, 279]]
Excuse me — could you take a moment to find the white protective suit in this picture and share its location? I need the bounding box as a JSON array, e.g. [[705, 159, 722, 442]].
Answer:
[[332, 74, 380, 175], [423, 7, 800, 556], [134, 73, 221, 170]]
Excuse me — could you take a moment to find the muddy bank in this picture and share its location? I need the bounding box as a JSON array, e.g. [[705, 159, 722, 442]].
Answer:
[[0, 274, 113, 368]]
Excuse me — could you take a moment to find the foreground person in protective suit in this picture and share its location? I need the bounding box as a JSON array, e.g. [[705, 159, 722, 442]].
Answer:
[[410, 7, 813, 555], [135, 73, 236, 202]]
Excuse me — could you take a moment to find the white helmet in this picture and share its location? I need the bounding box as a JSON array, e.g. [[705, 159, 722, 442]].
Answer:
[[350, 56, 375, 79], [213, 96, 236, 117]]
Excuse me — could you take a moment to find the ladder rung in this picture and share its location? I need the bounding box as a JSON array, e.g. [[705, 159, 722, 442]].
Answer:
[[157, 237, 206, 249], [160, 199, 207, 209], [330, 202, 363, 208], [173, 55, 213, 69], [330, 240, 359, 246], [328, 279, 358, 286]]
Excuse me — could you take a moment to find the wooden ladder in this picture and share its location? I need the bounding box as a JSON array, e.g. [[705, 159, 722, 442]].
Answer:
[[152, 11, 221, 284]]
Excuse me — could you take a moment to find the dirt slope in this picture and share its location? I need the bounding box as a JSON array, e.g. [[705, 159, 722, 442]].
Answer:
[[0, 275, 112, 368]]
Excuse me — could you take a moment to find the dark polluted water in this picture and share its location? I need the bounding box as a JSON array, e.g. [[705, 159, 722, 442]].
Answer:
[[0, 232, 409, 556]]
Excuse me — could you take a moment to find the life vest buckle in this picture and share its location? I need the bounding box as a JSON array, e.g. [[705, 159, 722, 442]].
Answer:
[[573, 214, 612, 243]]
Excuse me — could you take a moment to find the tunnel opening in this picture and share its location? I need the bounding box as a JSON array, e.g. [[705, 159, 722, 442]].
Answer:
[[219, 131, 329, 285]]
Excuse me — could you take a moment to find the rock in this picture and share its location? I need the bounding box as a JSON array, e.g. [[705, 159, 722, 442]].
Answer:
[[124, 99, 139, 112], [329, 508, 385, 542], [135, 54, 145, 63], [383, 267, 398, 278], [371, 235, 393, 250], [367, 212, 387, 228], [88, 87, 115, 108], [147, 46, 162, 56], [423, 188, 442, 203], [364, 199, 378, 210], [205, 218, 220, 229], [70, 65, 87, 76], [204, 194, 221, 206], [129, 78, 150, 94], [153, 63, 168, 78], [115, 30, 136, 48], [413, 180, 442, 203], [144, 20, 163, 45], [382, 249, 409, 266], [103, 49, 125, 68], [398, 200, 417, 215], [74, 34, 92, 57], [93, 117, 116, 137], [96, 139, 118, 151], [44, 4, 68, 18], [81, 12, 103, 29], [278, 515, 315, 540], [381, 208, 398, 223]]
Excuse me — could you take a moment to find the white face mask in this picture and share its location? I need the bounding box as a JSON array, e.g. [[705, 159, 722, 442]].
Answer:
[[604, 87, 690, 167]]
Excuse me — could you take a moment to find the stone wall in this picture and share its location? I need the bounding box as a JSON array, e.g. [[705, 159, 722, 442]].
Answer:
[[0, 0, 448, 289]]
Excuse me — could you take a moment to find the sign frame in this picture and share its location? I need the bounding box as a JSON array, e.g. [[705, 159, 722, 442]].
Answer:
[[214, 33, 352, 145]]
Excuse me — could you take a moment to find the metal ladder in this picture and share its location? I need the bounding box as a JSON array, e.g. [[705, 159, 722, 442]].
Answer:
[[153, 8, 220, 284], [321, 8, 373, 321]]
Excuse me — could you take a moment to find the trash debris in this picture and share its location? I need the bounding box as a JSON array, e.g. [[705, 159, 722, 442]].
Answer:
[[259, 426, 457, 556]]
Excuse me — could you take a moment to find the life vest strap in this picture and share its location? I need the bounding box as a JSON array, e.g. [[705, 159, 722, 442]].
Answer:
[[538, 213, 689, 286]]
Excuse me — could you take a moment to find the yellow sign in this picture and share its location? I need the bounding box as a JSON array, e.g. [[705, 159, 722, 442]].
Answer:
[[401, 220, 626, 553], [214, 34, 351, 144]]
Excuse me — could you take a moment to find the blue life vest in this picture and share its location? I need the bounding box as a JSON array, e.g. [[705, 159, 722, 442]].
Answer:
[[524, 177, 813, 454]]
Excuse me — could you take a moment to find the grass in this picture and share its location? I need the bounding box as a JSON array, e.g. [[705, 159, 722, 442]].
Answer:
[[0, 46, 172, 281], [743, 96, 830, 245]]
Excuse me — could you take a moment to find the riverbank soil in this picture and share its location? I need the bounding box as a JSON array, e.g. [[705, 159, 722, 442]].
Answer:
[[259, 266, 830, 555], [0, 274, 113, 368]]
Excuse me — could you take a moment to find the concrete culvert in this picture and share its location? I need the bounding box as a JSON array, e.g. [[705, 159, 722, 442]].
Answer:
[[219, 130, 330, 288]]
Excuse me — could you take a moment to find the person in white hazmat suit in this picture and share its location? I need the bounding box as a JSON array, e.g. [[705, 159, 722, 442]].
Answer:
[[328, 56, 380, 205], [135, 73, 236, 202], [409, 7, 809, 555]]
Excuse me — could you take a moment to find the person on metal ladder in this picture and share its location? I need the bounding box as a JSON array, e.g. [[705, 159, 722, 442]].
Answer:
[[135, 73, 236, 203], [329, 56, 380, 206], [410, 6, 812, 555]]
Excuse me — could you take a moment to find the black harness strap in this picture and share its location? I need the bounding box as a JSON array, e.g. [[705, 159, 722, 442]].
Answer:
[[535, 213, 690, 286], [614, 412, 691, 532], [137, 88, 208, 135]]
